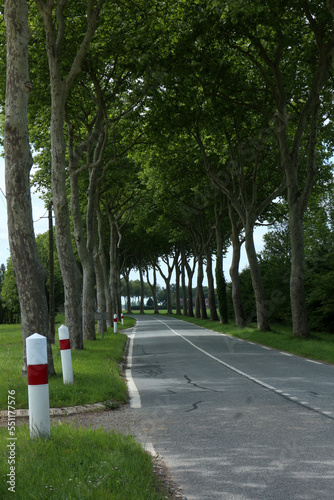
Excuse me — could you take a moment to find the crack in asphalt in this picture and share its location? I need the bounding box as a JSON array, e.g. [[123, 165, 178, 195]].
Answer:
[[184, 400, 204, 413], [184, 374, 224, 393]]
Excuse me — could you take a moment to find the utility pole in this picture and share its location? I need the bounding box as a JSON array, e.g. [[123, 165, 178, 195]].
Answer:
[[48, 200, 55, 344]]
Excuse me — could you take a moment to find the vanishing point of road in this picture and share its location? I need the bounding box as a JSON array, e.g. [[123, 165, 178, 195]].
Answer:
[[126, 315, 334, 500]]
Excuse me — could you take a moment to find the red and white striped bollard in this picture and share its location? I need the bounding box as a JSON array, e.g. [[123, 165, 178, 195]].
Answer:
[[113, 314, 118, 333], [26, 333, 50, 438], [121, 313, 124, 325], [58, 325, 74, 384]]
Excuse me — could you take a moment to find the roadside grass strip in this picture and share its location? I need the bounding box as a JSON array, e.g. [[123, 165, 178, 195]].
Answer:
[[0, 423, 167, 500], [0, 315, 136, 411]]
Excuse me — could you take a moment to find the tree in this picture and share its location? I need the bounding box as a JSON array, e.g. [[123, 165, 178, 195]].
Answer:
[[221, 0, 334, 336], [4, 0, 55, 374], [33, 0, 104, 348]]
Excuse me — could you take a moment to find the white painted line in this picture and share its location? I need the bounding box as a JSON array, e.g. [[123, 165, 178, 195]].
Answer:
[[126, 333, 141, 409], [144, 441, 157, 455], [280, 352, 292, 356], [261, 346, 271, 350], [154, 318, 334, 421], [306, 359, 322, 365], [156, 319, 276, 393]]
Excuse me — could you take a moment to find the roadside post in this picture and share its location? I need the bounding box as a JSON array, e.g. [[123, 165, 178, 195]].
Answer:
[[114, 314, 118, 333], [121, 313, 124, 325], [26, 333, 50, 438], [58, 325, 74, 384]]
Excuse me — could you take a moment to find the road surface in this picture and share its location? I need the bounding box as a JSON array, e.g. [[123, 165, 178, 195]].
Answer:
[[126, 315, 334, 500]]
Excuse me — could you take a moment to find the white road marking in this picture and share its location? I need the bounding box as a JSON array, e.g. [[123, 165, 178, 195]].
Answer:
[[126, 331, 142, 409], [155, 318, 334, 421]]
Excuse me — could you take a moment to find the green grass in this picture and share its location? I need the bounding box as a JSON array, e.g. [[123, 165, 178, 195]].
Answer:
[[0, 314, 170, 499], [0, 314, 136, 411], [0, 424, 167, 499], [168, 313, 334, 365]]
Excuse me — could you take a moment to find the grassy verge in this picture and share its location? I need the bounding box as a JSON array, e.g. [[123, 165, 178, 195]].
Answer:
[[168, 314, 334, 365], [0, 424, 167, 499], [0, 314, 170, 499], [0, 314, 136, 411]]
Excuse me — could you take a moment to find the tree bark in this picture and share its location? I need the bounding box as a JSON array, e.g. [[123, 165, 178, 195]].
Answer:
[[35, 0, 103, 347], [94, 241, 106, 334], [96, 208, 112, 326], [195, 255, 207, 319], [122, 269, 132, 314], [4, 0, 55, 374], [228, 204, 246, 327], [213, 198, 227, 323], [244, 219, 270, 331], [206, 248, 219, 321], [157, 256, 174, 314], [69, 167, 97, 341], [175, 251, 182, 315], [139, 267, 145, 314], [36, 5, 83, 348], [181, 250, 188, 316], [185, 258, 195, 317], [146, 265, 159, 314]]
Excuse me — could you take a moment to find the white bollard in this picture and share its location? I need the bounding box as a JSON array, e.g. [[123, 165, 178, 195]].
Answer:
[[113, 314, 118, 333], [26, 333, 50, 439], [58, 325, 74, 384], [121, 313, 124, 325]]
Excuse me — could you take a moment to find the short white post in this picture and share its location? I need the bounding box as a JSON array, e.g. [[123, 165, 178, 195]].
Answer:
[[26, 333, 50, 439], [121, 313, 124, 325], [58, 325, 74, 384], [113, 314, 118, 333]]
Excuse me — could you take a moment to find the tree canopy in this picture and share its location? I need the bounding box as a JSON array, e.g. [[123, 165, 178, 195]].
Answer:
[[2, 0, 334, 347]]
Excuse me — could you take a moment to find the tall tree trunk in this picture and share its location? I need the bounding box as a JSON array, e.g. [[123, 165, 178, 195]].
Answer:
[[97, 208, 112, 326], [229, 204, 246, 328], [4, 0, 55, 374], [195, 256, 207, 319], [108, 216, 118, 317], [289, 203, 309, 336], [175, 251, 182, 315], [94, 242, 106, 334], [42, 46, 83, 348], [157, 256, 174, 314], [244, 219, 270, 331], [146, 265, 159, 314], [52, 94, 83, 348], [215, 200, 228, 324], [70, 167, 97, 341], [122, 269, 132, 314], [36, 0, 103, 348], [185, 258, 195, 317], [181, 249, 188, 316], [139, 267, 145, 314], [206, 248, 219, 321]]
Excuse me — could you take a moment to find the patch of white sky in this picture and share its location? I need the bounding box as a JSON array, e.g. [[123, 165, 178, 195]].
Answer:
[[0, 150, 49, 267], [0, 148, 267, 285], [130, 224, 267, 287]]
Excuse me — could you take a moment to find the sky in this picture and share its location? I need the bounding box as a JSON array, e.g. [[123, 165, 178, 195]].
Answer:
[[0, 153, 267, 285], [0, 155, 49, 267]]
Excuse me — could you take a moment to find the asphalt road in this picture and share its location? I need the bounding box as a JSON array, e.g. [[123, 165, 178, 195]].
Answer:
[[126, 315, 334, 500]]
